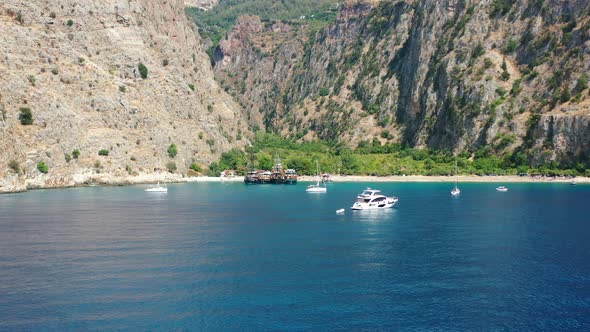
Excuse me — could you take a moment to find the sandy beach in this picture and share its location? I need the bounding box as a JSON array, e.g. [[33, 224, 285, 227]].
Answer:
[[296, 175, 589, 183]]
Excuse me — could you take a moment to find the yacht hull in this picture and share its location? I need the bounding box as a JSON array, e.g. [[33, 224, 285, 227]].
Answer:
[[351, 200, 397, 210]]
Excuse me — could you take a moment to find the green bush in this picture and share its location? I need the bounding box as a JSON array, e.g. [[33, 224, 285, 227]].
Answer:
[[167, 144, 178, 158], [471, 43, 485, 59], [573, 74, 588, 94], [490, 0, 514, 18], [560, 87, 571, 103], [496, 87, 507, 97], [166, 161, 177, 173], [138, 62, 148, 79], [9, 160, 20, 174], [504, 38, 518, 53], [37, 161, 48, 174], [510, 78, 522, 96], [189, 162, 202, 172], [66, 19, 73, 27], [64, 153, 72, 162], [72, 149, 80, 159], [18, 107, 33, 125], [500, 70, 510, 81], [500, 59, 510, 81], [98, 149, 109, 156], [319, 87, 330, 96]]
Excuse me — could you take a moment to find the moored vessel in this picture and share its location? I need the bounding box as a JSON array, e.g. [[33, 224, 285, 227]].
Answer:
[[145, 182, 167, 193], [306, 161, 327, 193], [451, 159, 460, 196], [244, 170, 259, 184], [243, 156, 298, 184], [496, 186, 508, 192], [351, 188, 398, 210]]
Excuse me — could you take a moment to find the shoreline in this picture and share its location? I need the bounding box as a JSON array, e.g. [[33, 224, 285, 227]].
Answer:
[[1, 173, 587, 194], [301, 175, 590, 183]]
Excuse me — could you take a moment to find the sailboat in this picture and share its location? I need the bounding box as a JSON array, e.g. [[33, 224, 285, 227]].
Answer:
[[306, 161, 327, 193], [145, 182, 167, 192], [451, 159, 460, 196]]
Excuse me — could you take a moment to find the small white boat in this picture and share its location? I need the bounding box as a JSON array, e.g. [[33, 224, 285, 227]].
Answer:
[[336, 208, 345, 214], [145, 182, 167, 192], [496, 186, 508, 192], [306, 160, 327, 193], [451, 159, 460, 196], [306, 183, 327, 193], [351, 188, 398, 210]]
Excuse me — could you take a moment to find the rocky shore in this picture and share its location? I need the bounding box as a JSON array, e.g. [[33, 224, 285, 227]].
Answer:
[[0, 171, 249, 193]]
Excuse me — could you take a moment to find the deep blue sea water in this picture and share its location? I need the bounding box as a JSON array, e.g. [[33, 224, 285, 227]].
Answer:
[[1, 182, 590, 331]]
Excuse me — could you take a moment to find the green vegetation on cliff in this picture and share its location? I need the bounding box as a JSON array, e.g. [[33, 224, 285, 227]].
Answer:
[[208, 133, 589, 177]]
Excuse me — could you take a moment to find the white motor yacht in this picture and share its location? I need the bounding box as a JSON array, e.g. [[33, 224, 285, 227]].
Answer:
[[351, 188, 398, 210], [145, 182, 167, 192], [496, 186, 508, 192]]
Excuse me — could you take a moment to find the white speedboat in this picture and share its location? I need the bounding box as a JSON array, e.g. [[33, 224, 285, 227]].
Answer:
[[496, 186, 508, 192], [145, 182, 167, 192], [351, 188, 398, 210]]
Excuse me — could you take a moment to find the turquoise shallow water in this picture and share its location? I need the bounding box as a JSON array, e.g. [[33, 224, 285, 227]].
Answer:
[[1, 182, 590, 330]]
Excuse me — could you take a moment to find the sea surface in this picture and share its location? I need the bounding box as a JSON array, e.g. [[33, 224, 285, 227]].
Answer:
[[1, 182, 590, 330]]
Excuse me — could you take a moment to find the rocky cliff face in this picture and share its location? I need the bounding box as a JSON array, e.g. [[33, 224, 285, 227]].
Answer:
[[213, 0, 590, 168], [0, 0, 247, 192]]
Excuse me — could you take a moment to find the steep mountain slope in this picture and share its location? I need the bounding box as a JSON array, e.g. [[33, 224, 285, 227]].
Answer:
[[0, 0, 247, 192], [213, 0, 590, 168]]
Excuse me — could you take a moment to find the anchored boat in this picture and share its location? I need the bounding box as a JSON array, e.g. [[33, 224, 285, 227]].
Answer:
[[306, 161, 327, 193], [145, 182, 167, 193], [351, 188, 398, 210]]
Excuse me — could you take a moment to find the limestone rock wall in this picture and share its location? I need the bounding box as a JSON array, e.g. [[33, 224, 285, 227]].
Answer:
[[213, 0, 590, 167], [0, 0, 247, 192]]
